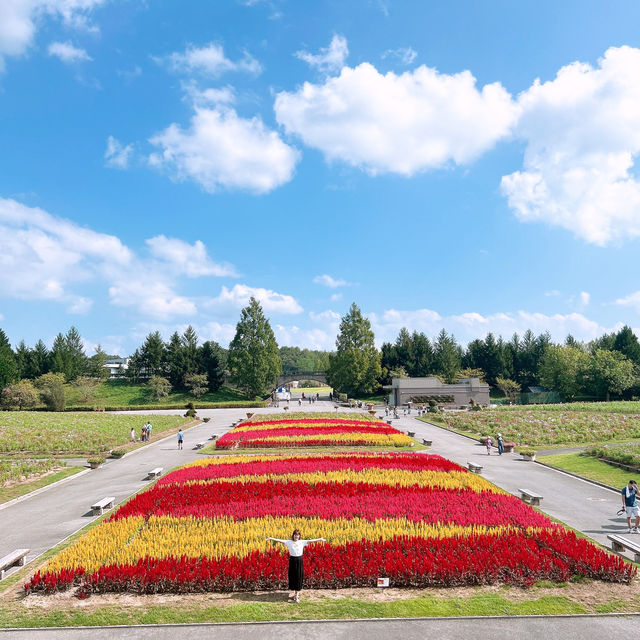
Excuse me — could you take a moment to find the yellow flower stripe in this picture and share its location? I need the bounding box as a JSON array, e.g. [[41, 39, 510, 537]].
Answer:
[[179, 468, 499, 493], [45, 515, 542, 572], [239, 432, 413, 445], [44, 516, 144, 574]]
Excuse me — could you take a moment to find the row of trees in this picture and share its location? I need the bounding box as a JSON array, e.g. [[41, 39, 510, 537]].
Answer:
[[2, 300, 640, 404]]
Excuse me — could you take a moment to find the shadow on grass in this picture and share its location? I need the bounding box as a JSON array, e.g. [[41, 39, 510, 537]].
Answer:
[[229, 592, 291, 603]]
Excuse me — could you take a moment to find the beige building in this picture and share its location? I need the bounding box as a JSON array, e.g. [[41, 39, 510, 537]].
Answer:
[[386, 376, 490, 407]]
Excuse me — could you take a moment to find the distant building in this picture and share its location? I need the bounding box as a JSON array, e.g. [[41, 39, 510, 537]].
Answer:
[[385, 376, 490, 407], [103, 357, 130, 379]]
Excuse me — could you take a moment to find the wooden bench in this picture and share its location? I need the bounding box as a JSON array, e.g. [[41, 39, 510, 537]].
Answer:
[[194, 442, 206, 449], [0, 549, 29, 580], [467, 462, 483, 474], [608, 534, 640, 562], [518, 488, 543, 506], [91, 496, 115, 516], [148, 467, 163, 479], [422, 439, 432, 446], [209, 434, 218, 441]]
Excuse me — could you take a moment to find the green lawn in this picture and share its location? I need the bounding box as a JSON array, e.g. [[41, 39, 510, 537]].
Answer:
[[539, 452, 631, 488], [65, 381, 258, 409], [0, 466, 85, 504]]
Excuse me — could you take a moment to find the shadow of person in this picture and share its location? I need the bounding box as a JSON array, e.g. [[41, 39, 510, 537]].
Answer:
[[229, 591, 290, 603]]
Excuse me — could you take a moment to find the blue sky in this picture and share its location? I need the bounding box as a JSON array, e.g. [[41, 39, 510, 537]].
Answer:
[[2, 0, 640, 355]]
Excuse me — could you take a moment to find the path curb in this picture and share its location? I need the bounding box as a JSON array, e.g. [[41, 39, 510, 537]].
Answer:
[[3, 611, 640, 632]]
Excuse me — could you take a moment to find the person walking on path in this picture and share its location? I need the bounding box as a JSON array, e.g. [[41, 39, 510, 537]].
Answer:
[[621, 480, 640, 533], [177, 428, 184, 450], [130, 427, 136, 442], [497, 433, 504, 456], [146, 422, 152, 440], [485, 435, 492, 455], [266, 530, 325, 602]]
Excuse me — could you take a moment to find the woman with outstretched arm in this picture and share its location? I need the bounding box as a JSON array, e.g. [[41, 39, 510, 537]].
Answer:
[[266, 529, 325, 602]]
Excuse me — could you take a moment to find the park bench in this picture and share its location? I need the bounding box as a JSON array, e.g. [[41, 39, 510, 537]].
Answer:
[[407, 431, 416, 438], [608, 534, 640, 562], [467, 462, 483, 474], [0, 549, 29, 580], [91, 496, 115, 516], [422, 439, 432, 446], [518, 489, 543, 506], [148, 467, 163, 479], [209, 434, 218, 441], [194, 442, 206, 449]]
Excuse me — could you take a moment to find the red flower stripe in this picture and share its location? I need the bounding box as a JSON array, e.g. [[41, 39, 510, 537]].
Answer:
[[110, 481, 553, 529], [162, 453, 464, 485], [25, 530, 634, 594]]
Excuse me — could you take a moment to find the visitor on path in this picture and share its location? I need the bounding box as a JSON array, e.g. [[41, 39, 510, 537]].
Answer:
[[146, 422, 152, 440], [621, 480, 640, 533], [266, 530, 325, 602], [141, 424, 147, 442], [497, 433, 504, 456], [385, 407, 389, 416], [130, 427, 136, 442], [485, 435, 492, 455], [177, 429, 184, 450]]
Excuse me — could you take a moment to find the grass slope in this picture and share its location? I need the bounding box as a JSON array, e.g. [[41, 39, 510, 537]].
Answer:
[[539, 453, 631, 488]]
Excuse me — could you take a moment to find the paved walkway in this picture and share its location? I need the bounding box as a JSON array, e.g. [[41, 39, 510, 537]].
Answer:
[[1, 615, 639, 639]]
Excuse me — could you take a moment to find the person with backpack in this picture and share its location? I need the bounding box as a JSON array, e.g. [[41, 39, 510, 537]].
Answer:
[[485, 435, 492, 455]]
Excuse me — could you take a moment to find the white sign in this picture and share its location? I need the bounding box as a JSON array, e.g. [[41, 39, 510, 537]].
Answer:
[[377, 577, 389, 587]]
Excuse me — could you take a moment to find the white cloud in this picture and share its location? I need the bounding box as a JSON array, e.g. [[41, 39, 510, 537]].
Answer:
[[0, 0, 105, 71], [275, 325, 335, 350], [208, 284, 303, 314], [614, 291, 640, 314], [104, 136, 134, 169], [309, 309, 341, 323], [0, 197, 237, 320], [330, 293, 342, 302], [148, 105, 300, 193], [313, 274, 349, 288], [367, 307, 610, 346], [160, 42, 261, 77], [579, 291, 590, 309], [183, 84, 236, 107], [382, 47, 417, 65], [275, 62, 518, 175], [47, 40, 91, 63], [502, 46, 640, 245], [295, 35, 348, 74], [146, 235, 237, 278]]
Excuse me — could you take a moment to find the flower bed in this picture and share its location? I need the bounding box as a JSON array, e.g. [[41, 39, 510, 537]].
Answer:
[[25, 452, 634, 595], [215, 415, 414, 449]]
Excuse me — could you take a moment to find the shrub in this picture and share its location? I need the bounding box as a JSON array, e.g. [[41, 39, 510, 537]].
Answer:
[[203, 417, 211, 423], [87, 456, 105, 466], [110, 450, 126, 459], [184, 408, 197, 418], [517, 448, 537, 457]]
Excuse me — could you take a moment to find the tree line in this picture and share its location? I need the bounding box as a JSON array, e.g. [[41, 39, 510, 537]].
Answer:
[[2, 298, 640, 408]]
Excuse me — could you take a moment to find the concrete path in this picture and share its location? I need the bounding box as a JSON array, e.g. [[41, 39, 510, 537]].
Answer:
[[0, 401, 346, 577], [391, 414, 629, 554], [2, 615, 640, 639]]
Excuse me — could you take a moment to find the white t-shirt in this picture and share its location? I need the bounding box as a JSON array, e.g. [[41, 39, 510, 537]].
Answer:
[[270, 538, 320, 557]]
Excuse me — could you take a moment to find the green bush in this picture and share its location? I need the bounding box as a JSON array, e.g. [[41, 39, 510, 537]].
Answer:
[[517, 448, 537, 457], [87, 456, 105, 466], [110, 450, 125, 458]]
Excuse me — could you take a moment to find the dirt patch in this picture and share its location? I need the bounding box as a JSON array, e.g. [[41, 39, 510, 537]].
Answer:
[[15, 579, 640, 614]]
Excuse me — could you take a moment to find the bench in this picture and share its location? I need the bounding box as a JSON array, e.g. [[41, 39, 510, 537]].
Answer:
[[209, 434, 218, 441], [518, 488, 543, 506], [407, 431, 416, 438], [422, 439, 432, 446], [467, 462, 483, 474], [0, 549, 29, 580], [91, 496, 115, 516], [148, 467, 163, 479], [608, 534, 640, 562], [194, 442, 206, 449]]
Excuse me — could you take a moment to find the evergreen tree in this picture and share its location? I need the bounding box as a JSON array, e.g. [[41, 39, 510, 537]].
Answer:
[[199, 341, 226, 392], [432, 329, 461, 383], [228, 297, 281, 397], [50, 327, 86, 381], [14, 340, 31, 379], [326, 303, 381, 396], [181, 326, 200, 378], [0, 329, 17, 389], [138, 331, 166, 377], [410, 331, 433, 377], [166, 331, 187, 388], [394, 328, 414, 374], [30, 340, 50, 378], [87, 345, 110, 379], [613, 326, 640, 365]]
